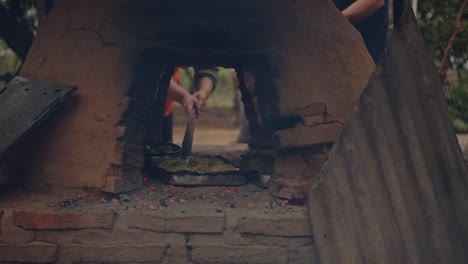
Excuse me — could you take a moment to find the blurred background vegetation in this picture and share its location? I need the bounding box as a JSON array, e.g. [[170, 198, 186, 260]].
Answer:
[[417, 0, 468, 132], [0, 0, 467, 131], [0, 0, 47, 90], [0, 39, 21, 90]]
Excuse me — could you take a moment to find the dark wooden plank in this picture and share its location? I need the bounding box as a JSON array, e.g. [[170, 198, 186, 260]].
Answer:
[[307, 1, 468, 264], [0, 76, 77, 159]]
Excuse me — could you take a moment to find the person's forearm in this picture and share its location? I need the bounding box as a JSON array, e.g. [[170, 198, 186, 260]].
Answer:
[[342, 0, 384, 24], [167, 79, 190, 104], [195, 76, 214, 97]]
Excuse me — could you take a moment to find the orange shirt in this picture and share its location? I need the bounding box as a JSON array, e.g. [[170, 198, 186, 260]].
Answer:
[[163, 66, 185, 117]]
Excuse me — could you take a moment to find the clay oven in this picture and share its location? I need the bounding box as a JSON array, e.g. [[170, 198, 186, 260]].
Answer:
[[1, 1, 466, 263], [16, 0, 374, 198]]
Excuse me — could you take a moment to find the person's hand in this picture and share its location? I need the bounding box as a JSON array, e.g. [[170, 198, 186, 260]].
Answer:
[[192, 90, 209, 113], [181, 94, 199, 115], [342, 0, 385, 24]]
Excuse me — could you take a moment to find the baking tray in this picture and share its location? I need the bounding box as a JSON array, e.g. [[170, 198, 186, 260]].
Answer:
[[144, 143, 181, 156], [148, 155, 247, 186]]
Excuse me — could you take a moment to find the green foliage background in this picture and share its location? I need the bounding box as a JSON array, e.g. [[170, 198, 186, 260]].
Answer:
[[446, 71, 468, 132], [0, 39, 20, 91], [418, 0, 468, 69], [417, 0, 468, 132]]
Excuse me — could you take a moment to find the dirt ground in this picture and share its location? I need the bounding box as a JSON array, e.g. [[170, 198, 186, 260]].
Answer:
[[172, 106, 241, 145]]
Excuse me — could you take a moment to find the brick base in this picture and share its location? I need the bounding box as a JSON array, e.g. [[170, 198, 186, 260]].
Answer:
[[0, 206, 318, 264]]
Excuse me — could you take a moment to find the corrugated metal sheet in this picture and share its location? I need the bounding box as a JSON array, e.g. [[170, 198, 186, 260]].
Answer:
[[307, 2, 468, 263]]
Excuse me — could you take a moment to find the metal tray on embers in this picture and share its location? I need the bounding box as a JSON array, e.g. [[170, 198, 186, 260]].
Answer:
[[148, 155, 247, 186]]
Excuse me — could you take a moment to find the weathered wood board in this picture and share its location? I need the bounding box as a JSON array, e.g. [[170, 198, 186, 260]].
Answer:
[[307, 1, 468, 263], [0, 76, 77, 159]]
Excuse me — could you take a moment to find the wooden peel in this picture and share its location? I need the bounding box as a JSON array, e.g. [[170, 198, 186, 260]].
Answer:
[[181, 109, 196, 158]]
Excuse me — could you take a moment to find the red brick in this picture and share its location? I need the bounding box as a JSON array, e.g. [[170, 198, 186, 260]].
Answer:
[[229, 209, 312, 237], [166, 211, 224, 233], [127, 209, 224, 233], [57, 244, 179, 263], [14, 209, 114, 230], [127, 211, 166, 232], [191, 245, 288, 264], [190, 232, 314, 248], [229, 232, 314, 247], [273, 123, 342, 149], [0, 242, 57, 263], [36, 229, 185, 246], [0, 210, 35, 243]]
